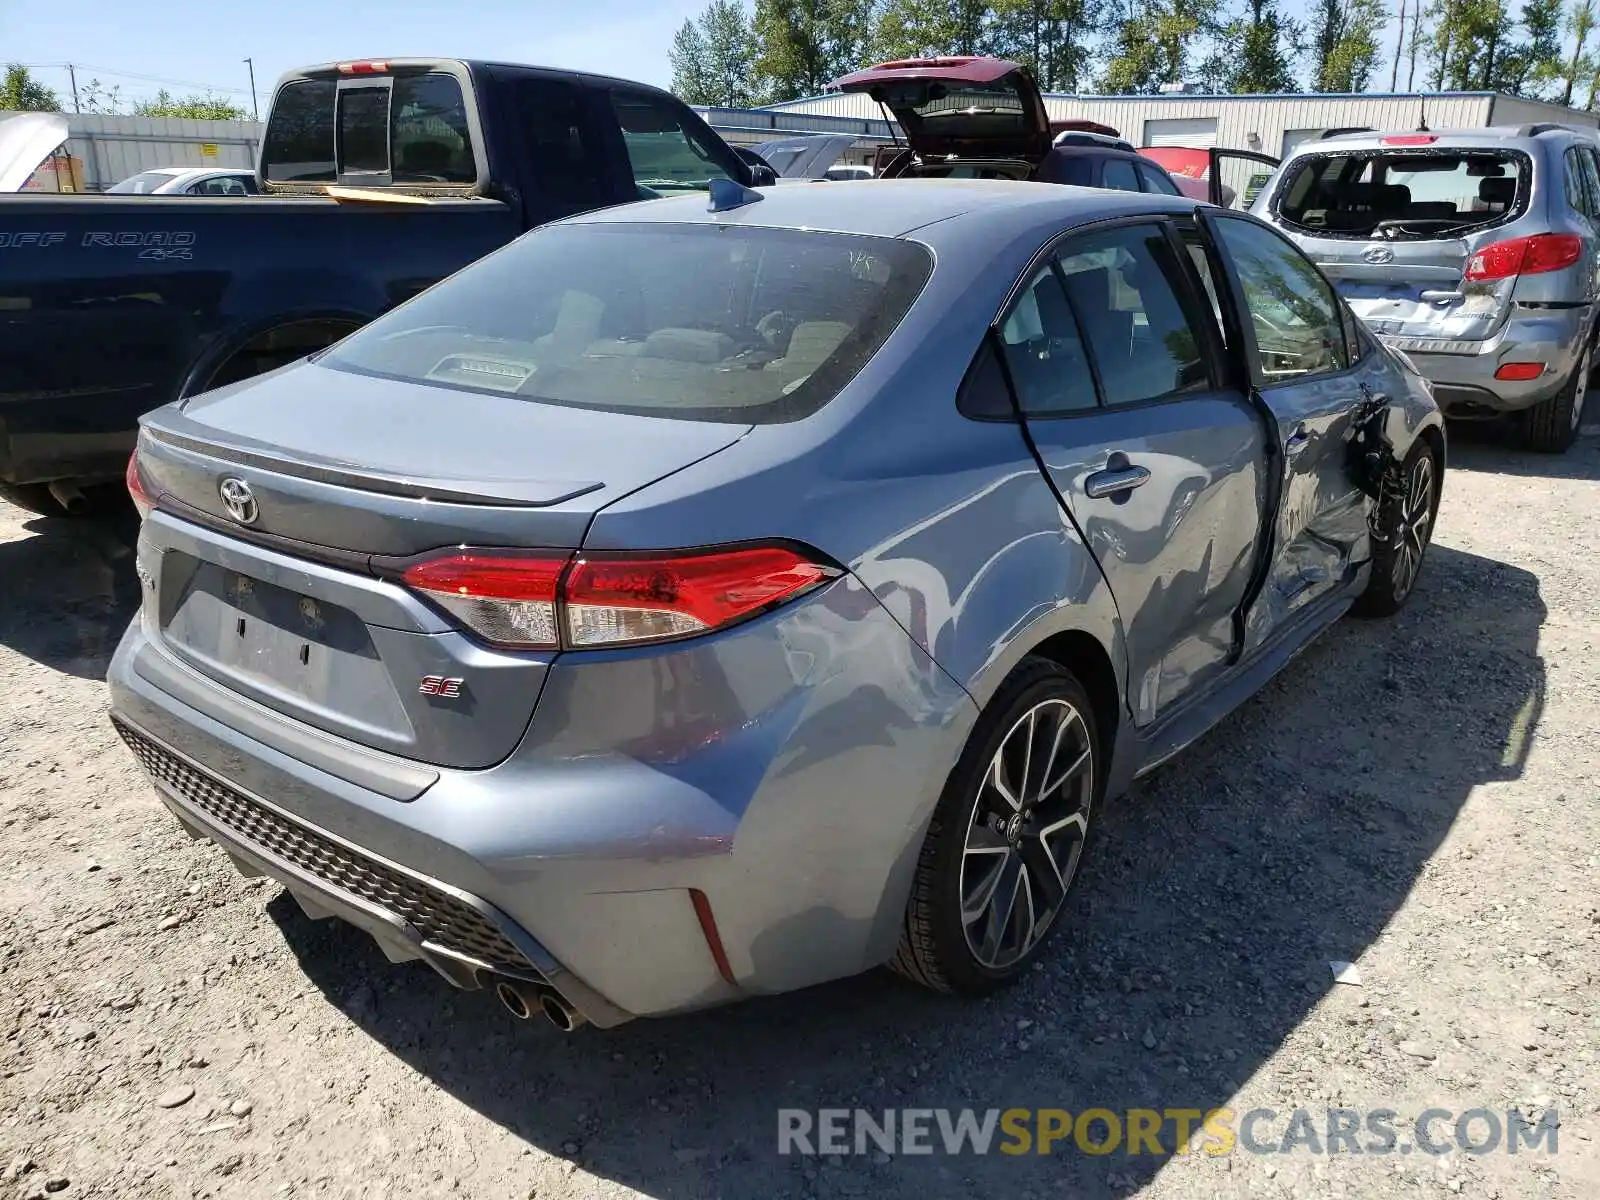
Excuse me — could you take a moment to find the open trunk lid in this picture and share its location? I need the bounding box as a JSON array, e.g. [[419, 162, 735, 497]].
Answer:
[[134, 359, 749, 769], [831, 55, 1051, 163]]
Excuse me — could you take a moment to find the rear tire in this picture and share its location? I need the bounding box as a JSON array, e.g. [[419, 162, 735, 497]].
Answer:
[[1520, 331, 1591, 453], [1352, 442, 1439, 619], [891, 657, 1100, 995]]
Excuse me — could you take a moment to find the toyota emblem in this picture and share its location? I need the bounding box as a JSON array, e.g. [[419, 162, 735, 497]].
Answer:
[[218, 476, 258, 525], [1362, 245, 1395, 265]]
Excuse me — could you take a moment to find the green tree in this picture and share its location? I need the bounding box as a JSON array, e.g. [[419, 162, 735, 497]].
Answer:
[[132, 90, 248, 120], [77, 78, 123, 114], [1311, 0, 1389, 91], [753, 0, 879, 101], [1098, 0, 1217, 93], [1218, 0, 1300, 92], [874, 0, 992, 59], [1560, 0, 1596, 105], [1, 63, 61, 112], [671, 0, 760, 107], [988, 0, 1102, 91], [1500, 0, 1565, 96]]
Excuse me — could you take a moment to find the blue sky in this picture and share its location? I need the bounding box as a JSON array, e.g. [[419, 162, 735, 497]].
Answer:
[[3, 0, 1422, 114], [2, 0, 704, 113]]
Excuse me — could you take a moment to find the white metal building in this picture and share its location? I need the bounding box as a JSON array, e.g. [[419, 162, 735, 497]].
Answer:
[[752, 90, 1600, 158], [0, 111, 262, 192]]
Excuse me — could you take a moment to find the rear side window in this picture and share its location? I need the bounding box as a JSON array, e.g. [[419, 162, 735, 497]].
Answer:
[[262, 79, 336, 182], [1274, 149, 1528, 237], [611, 90, 737, 195], [321, 223, 933, 423], [1574, 146, 1600, 220], [1054, 223, 1211, 406], [997, 265, 1097, 415], [1211, 216, 1347, 382], [1102, 158, 1140, 192], [504, 78, 618, 216], [1138, 162, 1183, 196]]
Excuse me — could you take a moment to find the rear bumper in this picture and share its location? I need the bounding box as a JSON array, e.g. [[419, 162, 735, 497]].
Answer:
[[1390, 305, 1590, 415], [107, 577, 976, 1022]]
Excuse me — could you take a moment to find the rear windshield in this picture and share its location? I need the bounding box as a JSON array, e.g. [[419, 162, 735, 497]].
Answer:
[[881, 75, 1030, 142], [262, 73, 475, 184], [1274, 149, 1528, 237], [107, 171, 179, 194], [320, 222, 934, 423]]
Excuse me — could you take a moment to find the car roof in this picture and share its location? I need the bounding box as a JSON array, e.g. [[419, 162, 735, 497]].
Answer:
[[562, 178, 1199, 241], [1300, 124, 1597, 153]]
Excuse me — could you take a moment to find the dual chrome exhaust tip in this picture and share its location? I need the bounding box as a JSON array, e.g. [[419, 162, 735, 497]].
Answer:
[[493, 977, 586, 1032]]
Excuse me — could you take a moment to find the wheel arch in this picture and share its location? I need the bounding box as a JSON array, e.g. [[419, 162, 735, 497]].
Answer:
[[178, 309, 373, 399], [1021, 628, 1122, 777]]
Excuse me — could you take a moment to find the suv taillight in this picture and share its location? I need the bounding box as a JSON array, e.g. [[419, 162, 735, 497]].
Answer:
[[126, 447, 153, 521], [1464, 233, 1583, 281], [401, 544, 836, 650]]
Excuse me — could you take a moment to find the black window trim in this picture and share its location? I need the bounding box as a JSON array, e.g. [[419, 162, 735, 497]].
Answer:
[[1198, 209, 1365, 393], [980, 212, 1237, 421]]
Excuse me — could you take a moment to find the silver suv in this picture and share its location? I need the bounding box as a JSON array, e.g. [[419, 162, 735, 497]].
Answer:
[[1252, 124, 1598, 451]]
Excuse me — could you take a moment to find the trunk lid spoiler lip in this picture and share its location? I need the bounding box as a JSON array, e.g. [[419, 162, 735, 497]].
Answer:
[[141, 420, 606, 509]]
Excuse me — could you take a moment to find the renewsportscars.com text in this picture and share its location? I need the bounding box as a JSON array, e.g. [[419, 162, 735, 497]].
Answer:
[[777, 1107, 1561, 1158]]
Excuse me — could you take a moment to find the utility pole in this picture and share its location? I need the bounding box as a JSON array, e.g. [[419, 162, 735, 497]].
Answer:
[[243, 57, 258, 121], [66, 63, 80, 113]]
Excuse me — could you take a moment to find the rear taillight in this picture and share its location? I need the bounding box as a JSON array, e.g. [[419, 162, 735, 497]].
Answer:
[[400, 544, 836, 651], [564, 546, 831, 647], [126, 448, 153, 521], [1465, 233, 1583, 281], [402, 552, 565, 649]]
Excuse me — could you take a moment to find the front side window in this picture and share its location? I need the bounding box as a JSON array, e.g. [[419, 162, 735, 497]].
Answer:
[[321, 223, 932, 424], [997, 265, 1097, 416], [611, 90, 736, 195], [1055, 223, 1211, 406], [1211, 216, 1347, 382]]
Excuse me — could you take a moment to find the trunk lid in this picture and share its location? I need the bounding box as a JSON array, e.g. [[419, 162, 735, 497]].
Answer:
[[831, 56, 1051, 163], [135, 359, 750, 769]]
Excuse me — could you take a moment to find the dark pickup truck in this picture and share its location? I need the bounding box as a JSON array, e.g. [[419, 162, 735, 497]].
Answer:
[[0, 57, 770, 514]]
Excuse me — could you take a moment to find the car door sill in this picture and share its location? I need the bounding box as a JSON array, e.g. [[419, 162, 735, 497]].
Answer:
[[1130, 579, 1358, 781]]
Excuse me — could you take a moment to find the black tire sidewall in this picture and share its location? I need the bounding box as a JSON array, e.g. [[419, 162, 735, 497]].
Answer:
[[922, 661, 1101, 993]]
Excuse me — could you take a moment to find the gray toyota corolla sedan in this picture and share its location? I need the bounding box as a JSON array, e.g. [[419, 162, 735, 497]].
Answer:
[[109, 179, 1445, 1030]]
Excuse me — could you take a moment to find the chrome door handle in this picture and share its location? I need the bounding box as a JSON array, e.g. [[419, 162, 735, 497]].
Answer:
[[1084, 464, 1152, 499]]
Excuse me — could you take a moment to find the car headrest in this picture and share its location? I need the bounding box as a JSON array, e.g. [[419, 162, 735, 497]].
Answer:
[[1478, 177, 1516, 208]]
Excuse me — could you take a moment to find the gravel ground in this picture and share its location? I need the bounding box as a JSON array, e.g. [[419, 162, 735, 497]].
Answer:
[[1, 428, 1597, 1200]]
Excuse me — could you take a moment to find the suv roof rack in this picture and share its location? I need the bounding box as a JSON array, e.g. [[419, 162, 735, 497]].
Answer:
[[1513, 122, 1583, 137], [1052, 130, 1137, 153]]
